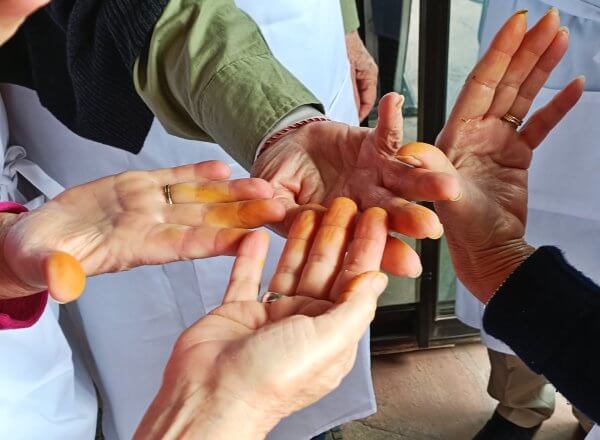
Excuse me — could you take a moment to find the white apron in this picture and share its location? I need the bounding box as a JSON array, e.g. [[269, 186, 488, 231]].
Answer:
[[1, 2, 375, 439], [456, 0, 600, 354], [0, 96, 97, 439]]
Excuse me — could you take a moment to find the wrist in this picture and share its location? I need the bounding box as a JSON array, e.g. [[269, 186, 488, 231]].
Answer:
[[135, 380, 279, 440], [453, 239, 536, 304], [0, 213, 42, 300]]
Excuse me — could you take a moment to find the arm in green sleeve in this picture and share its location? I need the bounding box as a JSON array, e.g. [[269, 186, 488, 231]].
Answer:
[[340, 0, 360, 34], [133, 0, 324, 170]]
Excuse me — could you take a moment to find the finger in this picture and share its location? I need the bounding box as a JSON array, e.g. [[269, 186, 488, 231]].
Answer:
[[384, 198, 444, 240], [267, 296, 332, 322], [395, 142, 458, 175], [44, 251, 86, 304], [358, 77, 378, 121], [296, 198, 358, 299], [169, 178, 274, 204], [383, 165, 462, 202], [152, 160, 231, 186], [329, 208, 388, 300], [351, 68, 361, 115], [448, 10, 527, 120], [269, 209, 322, 295], [507, 26, 569, 121], [487, 8, 561, 118], [520, 76, 585, 149], [145, 225, 251, 262], [222, 231, 270, 303], [166, 199, 286, 229], [313, 272, 388, 346], [381, 236, 422, 278], [373, 93, 405, 156]]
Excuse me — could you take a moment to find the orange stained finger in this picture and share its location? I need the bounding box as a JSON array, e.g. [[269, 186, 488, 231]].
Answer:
[[152, 160, 231, 186], [296, 197, 358, 299], [145, 225, 251, 263], [487, 8, 561, 118], [169, 178, 274, 204], [507, 27, 569, 121], [45, 251, 86, 304], [396, 142, 458, 175], [449, 10, 527, 120], [202, 199, 286, 229], [381, 236, 422, 278], [385, 199, 444, 240], [383, 165, 462, 203], [269, 209, 322, 295], [223, 231, 270, 303], [520, 76, 585, 149], [374, 93, 405, 156], [329, 207, 388, 300]]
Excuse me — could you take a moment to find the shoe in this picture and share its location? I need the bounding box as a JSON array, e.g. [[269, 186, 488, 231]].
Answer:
[[473, 411, 542, 440]]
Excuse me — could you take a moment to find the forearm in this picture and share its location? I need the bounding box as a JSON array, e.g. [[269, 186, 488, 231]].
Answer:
[[134, 0, 323, 170], [483, 246, 600, 423]]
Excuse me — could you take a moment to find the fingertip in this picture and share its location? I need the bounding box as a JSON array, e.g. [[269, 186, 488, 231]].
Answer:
[[203, 160, 231, 179], [246, 178, 275, 198], [45, 251, 86, 304], [381, 237, 422, 278]]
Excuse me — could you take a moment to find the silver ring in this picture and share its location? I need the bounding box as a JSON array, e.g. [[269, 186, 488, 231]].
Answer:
[[258, 291, 285, 303], [163, 184, 173, 205]]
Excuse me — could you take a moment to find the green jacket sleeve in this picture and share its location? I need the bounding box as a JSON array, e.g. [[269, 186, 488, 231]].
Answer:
[[133, 0, 324, 169], [340, 0, 360, 34]]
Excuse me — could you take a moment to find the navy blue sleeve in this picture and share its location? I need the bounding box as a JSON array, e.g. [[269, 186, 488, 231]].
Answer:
[[483, 246, 600, 424]]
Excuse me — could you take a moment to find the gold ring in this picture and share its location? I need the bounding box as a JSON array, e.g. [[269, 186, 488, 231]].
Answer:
[[502, 113, 523, 129], [163, 184, 173, 205], [258, 291, 285, 303]]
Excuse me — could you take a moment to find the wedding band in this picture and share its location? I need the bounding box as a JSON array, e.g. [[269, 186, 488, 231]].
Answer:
[[163, 184, 173, 205], [502, 113, 523, 129], [258, 291, 285, 303]]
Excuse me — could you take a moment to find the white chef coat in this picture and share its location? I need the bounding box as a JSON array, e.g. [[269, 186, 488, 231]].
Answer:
[[0, 95, 98, 440], [0, 1, 376, 439], [456, 2, 600, 435]]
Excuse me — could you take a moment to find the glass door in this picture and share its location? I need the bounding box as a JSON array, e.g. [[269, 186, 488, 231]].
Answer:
[[359, 0, 486, 353]]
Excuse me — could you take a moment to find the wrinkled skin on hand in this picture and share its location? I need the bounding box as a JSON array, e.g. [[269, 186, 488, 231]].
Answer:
[[1, 161, 285, 303], [135, 199, 390, 439], [252, 93, 462, 277], [346, 30, 379, 121]]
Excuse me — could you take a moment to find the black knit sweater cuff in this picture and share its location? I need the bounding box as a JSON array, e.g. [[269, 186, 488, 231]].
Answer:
[[105, 0, 169, 69], [483, 246, 600, 373]]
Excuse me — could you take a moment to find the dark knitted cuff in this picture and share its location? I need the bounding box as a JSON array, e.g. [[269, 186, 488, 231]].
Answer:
[[105, 0, 169, 69], [483, 246, 600, 373]]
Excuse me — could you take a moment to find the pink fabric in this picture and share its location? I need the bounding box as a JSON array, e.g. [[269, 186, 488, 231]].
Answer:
[[0, 202, 48, 330]]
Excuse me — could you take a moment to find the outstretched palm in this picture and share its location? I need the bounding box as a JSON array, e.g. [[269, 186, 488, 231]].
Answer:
[[387, 11, 583, 300], [140, 199, 390, 438]]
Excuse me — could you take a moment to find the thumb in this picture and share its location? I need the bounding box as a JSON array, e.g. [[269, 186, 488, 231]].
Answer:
[[42, 251, 86, 303], [374, 93, 405, 156]]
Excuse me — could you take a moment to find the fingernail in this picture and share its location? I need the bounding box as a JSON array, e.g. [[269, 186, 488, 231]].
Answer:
[[515, 9, 528, 16], [371, 273, 389, 293], [559, 25, 569, 35], [396, 95, 405, 110], [396, 155, 423, 168], [451, 190, 463, 202], [409, 265, 423, 279], [545, 6, 558, 16], [430, 224, 445, 240], [576, 75, 586, 83]]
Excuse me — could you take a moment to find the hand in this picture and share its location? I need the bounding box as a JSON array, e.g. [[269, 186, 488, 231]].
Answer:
[[0, 160, 285, 303], [252, 93, 462, 277], [401, 11, 584, 301], [0, 0, 49, 44], [346, 30, 379, 121], [134, 198, 390, 439]]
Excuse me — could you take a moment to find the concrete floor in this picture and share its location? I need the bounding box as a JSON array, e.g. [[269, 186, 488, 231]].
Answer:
[[343, 343, 582, 440]]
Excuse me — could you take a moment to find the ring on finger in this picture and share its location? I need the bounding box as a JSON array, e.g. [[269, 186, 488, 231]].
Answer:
[[163, 184, 174, 205], [258, 291, 285, 303], [502, 113, 523, 129]]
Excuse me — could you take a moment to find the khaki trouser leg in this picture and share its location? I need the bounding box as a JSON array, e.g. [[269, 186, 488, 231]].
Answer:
[[573, 406, 595, 434], [487, 349, 556, 428]]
